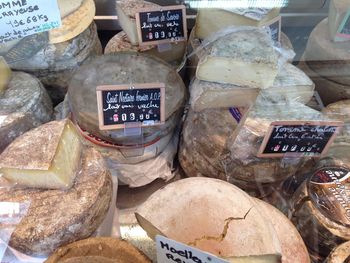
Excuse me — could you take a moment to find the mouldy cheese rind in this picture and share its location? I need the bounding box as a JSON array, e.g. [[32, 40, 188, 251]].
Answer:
[[195, 8, 280, 40], [49, 0, 95, 44], [0, 148, 112, 256], [196, 28, 280, 89], [116, 0, 160, 45], [68, 53, 186, 145], [0, 119, 82, 190]]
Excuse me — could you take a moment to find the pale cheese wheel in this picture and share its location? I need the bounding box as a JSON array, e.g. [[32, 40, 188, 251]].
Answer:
[[58, 0, 84, 18], [0, 72, 53, 152], [0, 148, 112, 256], [49, 0, 95, 44], [135, 177, 282, 259], [68, 53, 186, 146], [45, 237, 151, 263], [326, 241, 350, 263], [303, 18, 350, 86]]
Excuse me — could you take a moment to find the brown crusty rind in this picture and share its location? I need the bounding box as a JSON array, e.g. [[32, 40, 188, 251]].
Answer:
[[0, 148, 112, 256]]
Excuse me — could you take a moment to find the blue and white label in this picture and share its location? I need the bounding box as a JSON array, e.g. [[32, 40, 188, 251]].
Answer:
[[0, 0, 61, 44], [156, 235, 229, 263]]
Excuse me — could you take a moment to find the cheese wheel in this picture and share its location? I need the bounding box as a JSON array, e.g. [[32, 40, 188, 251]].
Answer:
[[0, 148, 112, 256], [58, 0, 84, 18], [303, 18, 350, 86], [0, 72, 53, 153], [326, 241, 350, 263], [49, 0, 95, 44], [68, 53, 186, 146], [136, 177, 282, 259], [45, 237, 151, 263]]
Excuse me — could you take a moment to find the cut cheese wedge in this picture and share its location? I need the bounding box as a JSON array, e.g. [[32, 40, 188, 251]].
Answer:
[[58, 0, 84, 18], [49, 0, 95, 44], [116, 0, 160, 45], [328, 0, 350, 42], [0, 57, 11, 92], [195, 8, 280, 40], [136, 177, 282, 259], [0, 119, 82, 190], [196, 27, 279, 89]]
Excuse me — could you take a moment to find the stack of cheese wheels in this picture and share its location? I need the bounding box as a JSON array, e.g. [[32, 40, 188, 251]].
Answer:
[[8, 0, 101, 105], [45, 237, 151, 263], [326, 241, 350, 263], [0, 119, 113, 256], [301, 17, 350, 105], [290, 142, 350, 260], [68, 54, 186, 187], [135, 177, 310, 263], [0, 70, 53, 153]]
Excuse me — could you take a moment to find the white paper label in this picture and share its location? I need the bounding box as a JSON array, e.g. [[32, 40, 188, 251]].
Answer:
[[0, 0, 61, 44], [156, 235, 229, 263]]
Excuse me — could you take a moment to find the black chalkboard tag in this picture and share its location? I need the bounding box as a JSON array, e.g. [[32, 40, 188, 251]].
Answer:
[[257, 121, 343, 158], [135, 5, 187, 46], [265, 15, 281, 42], [336, 9, 350, 41], [96, 83, 165, 131]]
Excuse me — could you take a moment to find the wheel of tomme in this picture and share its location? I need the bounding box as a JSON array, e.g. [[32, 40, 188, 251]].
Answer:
[[68, 53, 186, 146]]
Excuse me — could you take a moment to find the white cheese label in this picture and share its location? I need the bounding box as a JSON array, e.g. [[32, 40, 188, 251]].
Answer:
[[0, 0, 61, 44], [156, 235, 229, 263]]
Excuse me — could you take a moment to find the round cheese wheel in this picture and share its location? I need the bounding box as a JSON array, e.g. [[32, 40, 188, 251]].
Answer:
[[0, 72, 53, 152], [68, 53, 186, 146], [326, 241, 350, 263], [303, 18, 350, 86], [45, 237, 151, 263], [11, 23, 102, 104], [0, 148, 112, 256]]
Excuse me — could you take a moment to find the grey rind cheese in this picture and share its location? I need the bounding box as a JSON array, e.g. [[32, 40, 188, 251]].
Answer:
[[190, 63, 314, 111], [0, 148, 112, 256], [303, 18, 350, 86], [68, 53, 186, 145], [196, 28, 280, 89], [0, 72, 53, 152], [10, 22, 102, 104]]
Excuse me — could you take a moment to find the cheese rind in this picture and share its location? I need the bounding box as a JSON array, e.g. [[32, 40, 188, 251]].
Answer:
[[0, 56, 11, 92], [196, 28, 279, 88], [328, 0, 350, 42], [58, 0, 84, 18], [116, 0, 160, 45], [326, 241, 350, 263], [0, 119, 82, 190], [195, 8, 280, 40]]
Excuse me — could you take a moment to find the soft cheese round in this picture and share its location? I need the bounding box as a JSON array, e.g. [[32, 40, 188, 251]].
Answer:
[[0, 148, 112, 256], [68, 53, 186, 145]]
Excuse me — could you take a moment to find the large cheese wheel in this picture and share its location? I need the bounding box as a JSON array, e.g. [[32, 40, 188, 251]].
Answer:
[[10, 22, 102, 104], [68, 53, 186, 146], [303, 18, 350, 86], [0, 72, 53, 152], [0, 148, 112, 256], [45, 237, 151, 263], [135, 177, 282, 259], [326, 241, 350, 263]]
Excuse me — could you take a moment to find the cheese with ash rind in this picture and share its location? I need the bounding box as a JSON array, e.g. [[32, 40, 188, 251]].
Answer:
[[0, 148, 112, 256], [58, 0, 84, 18], [328, 0, 350, 42], [68, 53, 186, 145], [0, 72, 53, 153], [196, 28, 280, 89], [0, 56, 11, 93], [136, 177, 282, 259], [104, 30, 186, 68], [0, 119, 82, 190], [195, 8, 280, 40], [190, 63, 314, 111], [49, 0, 95, 44], [116, 0, 160, 45]]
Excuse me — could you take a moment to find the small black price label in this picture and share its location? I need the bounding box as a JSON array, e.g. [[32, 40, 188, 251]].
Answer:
[[96, 83, 165, 130], [135, 5, 187, 46], [265, 15, 281, 42], [257, 121, 343, 158]]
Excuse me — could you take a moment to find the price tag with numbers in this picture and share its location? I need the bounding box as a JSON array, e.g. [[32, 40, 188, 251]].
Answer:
[[135, 5, 187, 46], [96, 83, 165, 130]]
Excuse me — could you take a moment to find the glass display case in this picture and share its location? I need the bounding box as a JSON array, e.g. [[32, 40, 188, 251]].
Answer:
[[0, 0, 349, 262]]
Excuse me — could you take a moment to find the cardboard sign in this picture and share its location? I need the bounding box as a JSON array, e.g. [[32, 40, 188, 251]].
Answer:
[[135, 5, 187, 46], [257, 121, 343, 158], [336, 9, 350, 40], [156, 235, 229, 263], [96, 83, 165, 130], [0, 0, 61, 44], [265, 16, 281, 42]]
